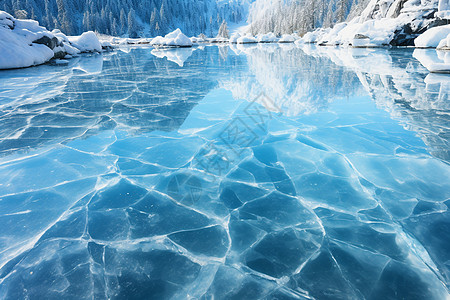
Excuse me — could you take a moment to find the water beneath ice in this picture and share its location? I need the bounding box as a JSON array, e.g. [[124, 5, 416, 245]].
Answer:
[[0, 44, 449, 299]]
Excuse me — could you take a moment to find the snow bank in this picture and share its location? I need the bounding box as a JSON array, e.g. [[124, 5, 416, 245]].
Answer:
[[317, 23, 347, 46], [339, 15, 409, 47], [230, 32, 241, 43], [278, 34, 295, 43], [437, 34, 450, 50], [298, 0, 444, 48], [257, 32, 278, 43], [300, 28, 330, 44], [415, 25, 450, 48], [103, 37, 152, 45], [0, 10, 104, 70], [0, 11, 55, 69], [190, 36, 206, 44], [68, 31, 102, 52], [151, 29, 192, 47], [413, 48, 450, 73], [236, 35, 258, 44]]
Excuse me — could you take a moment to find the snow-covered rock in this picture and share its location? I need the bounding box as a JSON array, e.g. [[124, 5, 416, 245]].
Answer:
[[299, 0, 447, 48], [415, 25, 450, 48], [300, 28, 330, 44], [0, 11, 105, 70], [317, 23, 348, 46], [413, 48, 450, 73], [257, 32, 278, 43], [150, 36, 164, 46], [236, 35, 258, 44], [230, 32, 241, 44], [210, 37, 229, 43], [278, 34, 295, 43], [68, 31, 102, 53], [437, 34, 450, 50], [0, 12, 55, 69], [190, 36, 206, 44], [150, 29, 193, 47]]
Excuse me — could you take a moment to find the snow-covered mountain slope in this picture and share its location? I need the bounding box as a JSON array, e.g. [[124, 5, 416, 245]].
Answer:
[[246, 0, 368, 35], [298, 0, 450, 47], [2, 0, 253, 37]]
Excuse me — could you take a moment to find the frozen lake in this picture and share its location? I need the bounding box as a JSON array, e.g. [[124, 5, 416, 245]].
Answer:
[[0, 44, 449, 299]]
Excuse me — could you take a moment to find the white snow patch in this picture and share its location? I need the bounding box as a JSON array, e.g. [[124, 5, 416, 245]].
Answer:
[[278, 34, 296, 43], [230, 32, 242, 43], [236, 35, 258, 44], [415, 25, 450, 48], [151, 29, 192, 47], [0, 12, 54, 69], [257, 32, 279, 43], [68, 31, 102, 52], [0, 11, 105, 70], [437, 33, 450, 50]]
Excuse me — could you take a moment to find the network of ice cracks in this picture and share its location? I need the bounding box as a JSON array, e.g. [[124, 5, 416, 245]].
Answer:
[[0, 44, 449, 299]]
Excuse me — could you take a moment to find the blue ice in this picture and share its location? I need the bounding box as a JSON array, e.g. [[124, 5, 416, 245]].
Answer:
[[0, 45, 449, 299]]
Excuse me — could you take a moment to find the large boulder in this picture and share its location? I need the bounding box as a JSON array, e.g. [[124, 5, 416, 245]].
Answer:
[[33, 35, 60, 50]]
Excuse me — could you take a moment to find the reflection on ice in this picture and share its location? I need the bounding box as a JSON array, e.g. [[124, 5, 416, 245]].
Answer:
[[414, 48, 450, 73], [72, 53, 104, 74], [425, 73, 450, 100], [0, 48, 217, 156], [222, 44, 362, 116], [0, 45, 449, 299], [151, 47, 197, 67], [298, 45, 450, 162]]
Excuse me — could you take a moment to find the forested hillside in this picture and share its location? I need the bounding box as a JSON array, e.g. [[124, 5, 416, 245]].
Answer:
[[247, 0, 371, 35], [2, 0, 251, 36], [2, 0, 372, 37]]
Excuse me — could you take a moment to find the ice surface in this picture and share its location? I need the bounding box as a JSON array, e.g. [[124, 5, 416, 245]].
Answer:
[[0, 45, 449, 299]]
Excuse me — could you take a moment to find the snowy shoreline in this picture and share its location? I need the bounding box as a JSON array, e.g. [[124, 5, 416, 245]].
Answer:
[[2, 2, 450, 73]]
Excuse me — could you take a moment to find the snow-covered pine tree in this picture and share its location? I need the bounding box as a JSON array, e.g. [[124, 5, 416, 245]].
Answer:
[[217, 20, 229, 38], [119, 8, 126, 35], [128, 8, 138, 38]]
